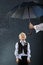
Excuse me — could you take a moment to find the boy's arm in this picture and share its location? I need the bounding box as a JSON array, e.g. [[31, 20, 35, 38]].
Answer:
[[14, 42, 19, 63], [14, 42, 18, 58], [27, 43, 31, 63]]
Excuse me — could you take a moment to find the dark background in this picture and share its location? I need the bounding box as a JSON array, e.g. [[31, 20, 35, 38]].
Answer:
[[0, 0, 43, 65]]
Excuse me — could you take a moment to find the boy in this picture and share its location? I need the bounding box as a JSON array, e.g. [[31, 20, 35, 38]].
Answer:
[[14, 32, 31, 65]]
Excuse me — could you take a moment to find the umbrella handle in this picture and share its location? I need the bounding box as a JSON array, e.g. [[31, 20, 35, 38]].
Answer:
[[28, 29, 32, 35]]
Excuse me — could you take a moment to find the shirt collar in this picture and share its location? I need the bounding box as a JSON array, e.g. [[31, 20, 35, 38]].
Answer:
[[20, 40, 26, 43]]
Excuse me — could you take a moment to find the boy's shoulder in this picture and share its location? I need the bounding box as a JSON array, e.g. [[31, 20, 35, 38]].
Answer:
[[16, 41, 20, 44]]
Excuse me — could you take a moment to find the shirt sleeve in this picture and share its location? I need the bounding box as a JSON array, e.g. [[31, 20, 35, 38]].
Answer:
[[14, 42, 19, 59], [34, 23, 43, 33], [27, 43, 31, 60]]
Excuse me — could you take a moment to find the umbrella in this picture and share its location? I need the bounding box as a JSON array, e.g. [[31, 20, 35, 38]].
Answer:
[[10, 2, 43, 20], [8, 1, 43, 35]]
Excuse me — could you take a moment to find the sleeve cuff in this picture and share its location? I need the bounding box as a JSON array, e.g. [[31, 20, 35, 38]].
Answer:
[[16, 56, 19, 59], [34, 26, 40, 33], [27, 57, 30, 60]]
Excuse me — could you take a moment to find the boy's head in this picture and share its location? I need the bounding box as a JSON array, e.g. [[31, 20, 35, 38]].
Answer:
[[19, 32, 26, 40]]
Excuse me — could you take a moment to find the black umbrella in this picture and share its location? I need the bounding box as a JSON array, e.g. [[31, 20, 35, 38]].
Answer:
[[8, 1, 43, 35], [10, 2, 43, 19]]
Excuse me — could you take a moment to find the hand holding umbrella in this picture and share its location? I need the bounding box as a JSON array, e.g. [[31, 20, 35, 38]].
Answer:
[[29, 22, 34, 29]]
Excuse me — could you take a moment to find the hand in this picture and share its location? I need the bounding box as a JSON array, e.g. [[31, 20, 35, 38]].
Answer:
[[27, 59, 31, 63], [29, 22, 34, 29], [16, 58, 19, 63]]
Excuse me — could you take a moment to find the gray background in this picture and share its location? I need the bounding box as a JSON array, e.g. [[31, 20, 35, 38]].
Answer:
[[0, 0, 43, 65]]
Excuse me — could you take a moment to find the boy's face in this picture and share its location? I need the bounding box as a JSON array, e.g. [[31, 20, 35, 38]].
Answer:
[[20, 34, 26, 40]]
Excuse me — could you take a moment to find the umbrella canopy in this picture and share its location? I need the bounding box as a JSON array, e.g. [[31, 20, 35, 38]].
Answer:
[[9, 2, 43, 20]]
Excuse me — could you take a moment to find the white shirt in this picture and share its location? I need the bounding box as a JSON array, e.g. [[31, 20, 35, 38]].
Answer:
[[14, 40, 31, 60], [34, 23, 43, 33]]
